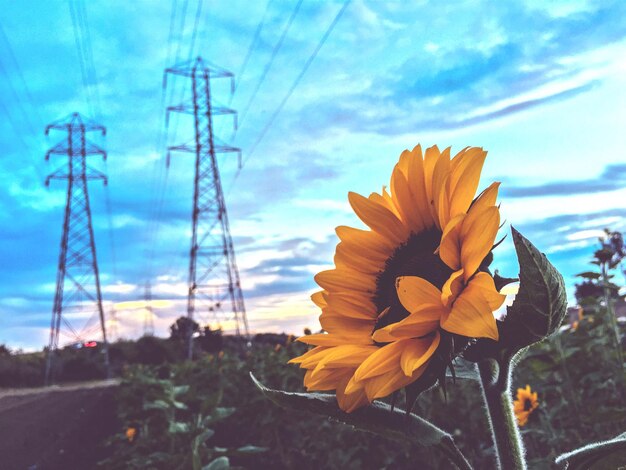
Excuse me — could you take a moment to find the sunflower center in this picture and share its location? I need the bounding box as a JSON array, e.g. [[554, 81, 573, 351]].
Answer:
[[373, 228, 453, 332], [523, 398, 533, 411]]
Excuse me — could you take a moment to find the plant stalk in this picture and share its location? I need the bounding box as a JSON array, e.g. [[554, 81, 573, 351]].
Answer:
[[601, 263, 625, 372], [478, 358, 526, 470]]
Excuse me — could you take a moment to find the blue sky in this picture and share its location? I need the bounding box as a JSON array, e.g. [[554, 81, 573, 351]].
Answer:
[[1, 0, 626, 350]]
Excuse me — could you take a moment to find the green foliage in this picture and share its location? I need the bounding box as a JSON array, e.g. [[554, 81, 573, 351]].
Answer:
[[98, 360, 265, 469], [512, 309, 626, 467], [251, 373, 471, 469], [170, 316, 200, 343], [0, 350, 44, 387]]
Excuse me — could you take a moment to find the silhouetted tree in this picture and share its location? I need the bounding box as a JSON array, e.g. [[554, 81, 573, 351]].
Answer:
[[169, 316, 200, 342]]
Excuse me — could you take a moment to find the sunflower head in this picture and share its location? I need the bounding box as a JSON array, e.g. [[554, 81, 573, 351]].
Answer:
[[290, 144, 510, 412], [513, 385, 539, 426]]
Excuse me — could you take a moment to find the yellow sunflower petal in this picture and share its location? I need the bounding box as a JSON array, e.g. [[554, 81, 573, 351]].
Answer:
[[439, 214, 465, 270], [304, 367, 351, 390], [391, 166, 423, 232], [348, 192, 408, 244], [297, 333, 374, 346], [310, 345, 378, 374], [440, 276, 499, 340], [471, 182, 500, 214], [406, 144, 433, 230], [423, 145, 440, 212], [352, 339, 407, 381], [436, 174, 451, 230], [430, 147, 451, 228], [325, 293, 378, 320], [335, 225, 396, 255], [378, 188, 403, 220], [469, 272, 506, 310], [288, 345, 328, 365], [448, 147, 488, 218], [336, 375, 370, 412], [460, 206, 500, 281], [371, 305, 442, 342], [301, 348, 338, 369], [319, 314, 375, 337], [441, 269, 465, 307], [397, 149, 411, 177], [311, 291, 327, 309], [335, 242, 383, 274], [396, 276, 443, 313], [315, 267, 376, 293], [400, 332, 441, 376], [363, 361, 428, 401]]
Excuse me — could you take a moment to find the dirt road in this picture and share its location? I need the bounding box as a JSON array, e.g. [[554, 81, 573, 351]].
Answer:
[[0, 380, 120, 470]]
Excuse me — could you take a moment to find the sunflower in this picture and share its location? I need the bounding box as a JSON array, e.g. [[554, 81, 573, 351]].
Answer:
[[126, 426, 137, 443], [513, 385, 539, 426], [290, 144, 506, 412]]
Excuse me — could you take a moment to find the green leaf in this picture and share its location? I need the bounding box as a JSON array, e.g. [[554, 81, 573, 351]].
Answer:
[[174, 385, 190, 396], [194, 428, 215, 445], [250, 373, 471, 469], [555, 432, 626, 469], [203, 407, 235, 426], [576, 271, 601, 280], [233, 445, 268, 455], [168, 421, 190, 434], [203, 456, 230, 470], [172, 400, 188, 410], [500, 227, 567, 353], [143, 399, 170, 411]]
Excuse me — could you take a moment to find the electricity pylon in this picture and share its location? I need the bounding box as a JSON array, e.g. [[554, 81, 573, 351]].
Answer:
[[44, 112, 110, 384], [144, 281, 155, 336], [164, 57, 249, 359]]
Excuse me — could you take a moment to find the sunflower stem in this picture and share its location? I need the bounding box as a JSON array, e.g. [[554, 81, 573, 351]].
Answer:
[[478, 357, 526, 470]]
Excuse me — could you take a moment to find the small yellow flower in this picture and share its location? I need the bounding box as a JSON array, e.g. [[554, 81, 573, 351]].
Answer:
[[513, 385, 539, 426], [126, 426, 137, 443], [274, 344, 282, 352], [218, 351, 225, 359]]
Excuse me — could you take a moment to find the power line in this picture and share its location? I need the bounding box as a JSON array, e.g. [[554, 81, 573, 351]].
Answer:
[[0, 20, 45, 128], [68, 0, 94, 116], [0, 60, 40, 139], [75, 0, 103, 119], [186, 0, 203, 62], [243, 0, 351, 165], [237, 0, 303, 128], [144, 0, 189, 286], [235, 0, 273, 95], [0, 100, 44, 181]]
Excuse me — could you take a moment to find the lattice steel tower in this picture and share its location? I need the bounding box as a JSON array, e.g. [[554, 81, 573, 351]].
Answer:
[[143, 281, 155, 336], [164, 57, 249, 359], [44, 112, 110, 384]]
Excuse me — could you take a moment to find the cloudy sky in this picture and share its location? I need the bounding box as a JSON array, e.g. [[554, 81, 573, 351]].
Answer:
[[1, 0, 625, 351]]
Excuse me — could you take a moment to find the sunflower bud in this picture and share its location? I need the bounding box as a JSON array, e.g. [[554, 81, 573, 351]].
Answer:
[[465, 227, 567, 361]]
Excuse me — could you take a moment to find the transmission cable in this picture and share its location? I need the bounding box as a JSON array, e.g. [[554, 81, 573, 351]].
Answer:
[[234, 0, 273, 96], [0, 21, 45, 129], [243, 0, 350, 166], [237, 0, 303, 128]]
